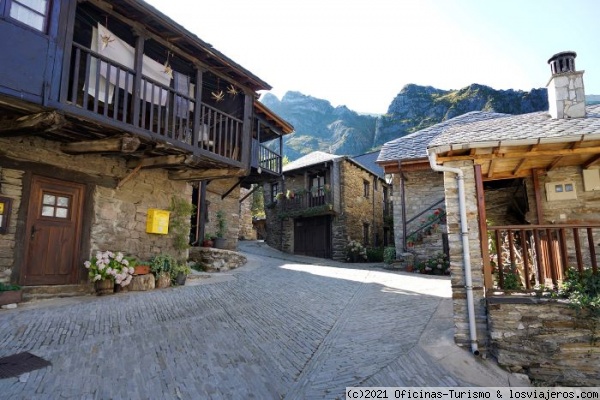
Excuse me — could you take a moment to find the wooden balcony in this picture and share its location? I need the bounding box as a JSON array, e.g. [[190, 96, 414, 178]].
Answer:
[[251, 140, 282, 175], [484, 224, 600, 292], [282, 191, 333, 215], [62, 42, 246, 169]]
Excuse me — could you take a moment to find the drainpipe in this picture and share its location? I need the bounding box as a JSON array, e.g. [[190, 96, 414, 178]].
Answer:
[[427, 149, 479, 356]]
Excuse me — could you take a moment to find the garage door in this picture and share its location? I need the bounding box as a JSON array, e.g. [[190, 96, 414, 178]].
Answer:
[[294, 216, 331, 258]]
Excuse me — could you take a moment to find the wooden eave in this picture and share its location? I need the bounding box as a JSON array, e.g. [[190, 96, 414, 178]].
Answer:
[[378, 158, 430, 174], [90, 0, 271, 93], [433, 138, 600, 181], [255, 101, 294, 135]]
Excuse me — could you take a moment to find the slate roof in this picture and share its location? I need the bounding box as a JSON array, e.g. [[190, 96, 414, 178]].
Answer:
[[351, 151, 385, 179], [377, 111, 508, 163], [283, 151, 342, 172], [429, 104, 600, 150]]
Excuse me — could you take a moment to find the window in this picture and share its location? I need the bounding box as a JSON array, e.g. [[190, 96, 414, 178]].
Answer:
[[374, 179, 378, 191], [363, 223, 370, 246], [271, 183, 279, 202], [311, 175, 325, 196], [363, 180, 370, 198], [7, 0, 50, 32]]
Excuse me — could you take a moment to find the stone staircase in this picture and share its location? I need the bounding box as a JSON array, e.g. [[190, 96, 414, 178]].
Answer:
[[21, 284, 93, 302]]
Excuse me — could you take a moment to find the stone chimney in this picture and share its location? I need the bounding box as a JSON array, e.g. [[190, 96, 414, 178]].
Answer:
[[546, 51, 586, 119]]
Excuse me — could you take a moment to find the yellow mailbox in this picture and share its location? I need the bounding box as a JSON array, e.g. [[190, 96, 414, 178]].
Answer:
[[146, 209, 170, 234]]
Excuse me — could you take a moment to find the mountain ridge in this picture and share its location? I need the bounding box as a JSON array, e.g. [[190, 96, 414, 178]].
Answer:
[[261, 84, 597, 161]]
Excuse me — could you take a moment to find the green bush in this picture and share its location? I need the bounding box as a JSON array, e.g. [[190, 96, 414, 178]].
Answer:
[[557, 268, 600, 314], [416, 252, 450, 275], [366, 247, 384, 262], [0, 282, 21, 291], [383, 247, 396, 265]]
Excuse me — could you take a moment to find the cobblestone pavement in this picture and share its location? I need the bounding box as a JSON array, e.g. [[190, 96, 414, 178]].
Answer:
[[0, 241, 522, 399]]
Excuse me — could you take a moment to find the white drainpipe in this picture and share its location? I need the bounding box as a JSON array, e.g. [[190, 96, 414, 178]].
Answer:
[[427, 149, 480, 355]]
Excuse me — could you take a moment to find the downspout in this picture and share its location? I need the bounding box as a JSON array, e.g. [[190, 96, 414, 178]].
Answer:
[[427, 149, 479, 356]]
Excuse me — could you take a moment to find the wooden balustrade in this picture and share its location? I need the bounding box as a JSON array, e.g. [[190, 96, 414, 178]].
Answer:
[[282, 191, 333, 213], [66, 43, 243, 163], [484, 224, 600, 291]]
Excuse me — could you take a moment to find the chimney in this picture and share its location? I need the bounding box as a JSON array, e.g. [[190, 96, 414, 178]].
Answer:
[[546, 51, 586, 119]]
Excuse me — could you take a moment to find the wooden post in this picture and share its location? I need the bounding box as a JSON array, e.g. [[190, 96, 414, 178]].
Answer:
[[532, 168, 544, 224], [474, 164, 493, 290]]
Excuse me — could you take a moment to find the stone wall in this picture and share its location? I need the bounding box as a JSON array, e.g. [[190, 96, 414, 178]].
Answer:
[[238, 187, 256, 240], [204, 178, 241, 251], [340, 160, 385, 247], [0, 168, 23, 283], [488, 299, 600, 386], [539, 166, 600, 224], [442, 160, 488, 350], [0, 136, 192, 283]]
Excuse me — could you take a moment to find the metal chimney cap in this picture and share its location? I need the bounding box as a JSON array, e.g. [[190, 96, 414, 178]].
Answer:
[[547, 51, 577, 64]]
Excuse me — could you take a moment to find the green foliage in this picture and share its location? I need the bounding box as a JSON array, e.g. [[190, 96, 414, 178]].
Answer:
[[366, 247, 384, 262], [557, 268, 600, 314], [501, 264, 522, 290], [277, 203, 333, 219], [216, 210, 227, 238], [251, 185, 265, 219], [168, 196, 196, 251], [383, 246, 396, 265], [0, 282, 21, 291], [170, 261, 192, 285], [150, 254, 177, 277]]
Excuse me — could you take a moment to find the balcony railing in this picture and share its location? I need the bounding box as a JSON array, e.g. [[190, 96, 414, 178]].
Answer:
[[282, 191, 333, 213], [251, 140, 281, 175], [65, 43, 243, 164], [484, 224, 600, 292]]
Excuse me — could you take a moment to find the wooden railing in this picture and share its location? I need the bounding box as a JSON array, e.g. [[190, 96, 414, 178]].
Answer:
[[65, 43, 243, 163], [485, 224, 600, 291], [282, 191, 333, 213], [251, 140, 281, 175]]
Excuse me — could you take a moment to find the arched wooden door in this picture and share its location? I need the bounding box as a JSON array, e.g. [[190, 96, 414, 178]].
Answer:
[[21, 176, 85, 285]]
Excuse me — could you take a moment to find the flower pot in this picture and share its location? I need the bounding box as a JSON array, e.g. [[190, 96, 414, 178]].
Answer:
[[213, 237, 227, 249], [202, 239, 213, 248], [133, 265, 150, 275], [0, 289, 23, 306], [94, 279, 114, 296], [175, 272, 187, 286]]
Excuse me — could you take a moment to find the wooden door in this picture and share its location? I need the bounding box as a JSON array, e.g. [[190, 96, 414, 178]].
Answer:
[[21, 176, 85, 285], [294, 216, 331, 258]]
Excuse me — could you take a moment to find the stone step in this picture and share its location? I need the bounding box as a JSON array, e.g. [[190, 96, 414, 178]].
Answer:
[[21, 284, 93, 302]]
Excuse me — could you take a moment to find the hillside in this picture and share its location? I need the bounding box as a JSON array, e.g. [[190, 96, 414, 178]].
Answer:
[[261, 84, 551, 160]]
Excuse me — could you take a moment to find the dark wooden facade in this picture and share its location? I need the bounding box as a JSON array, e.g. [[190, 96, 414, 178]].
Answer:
[[0, 0, 291, 182]]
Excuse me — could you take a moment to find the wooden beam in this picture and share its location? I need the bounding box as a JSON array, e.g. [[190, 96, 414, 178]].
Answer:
[[474, 164, 493, 290], [487, 159, 497, 178], [532, 168, 544, 224], [61, 136, 141, 154], [116, 165, 142, 189], [0, 111, 66, 136], [583, 154, 600, 169], [169, 168, 247, 181], [436, 145, 600, 162], [126, 155, 189, 168], [512, 158, 527, 175], [547, 156, 563, 171]]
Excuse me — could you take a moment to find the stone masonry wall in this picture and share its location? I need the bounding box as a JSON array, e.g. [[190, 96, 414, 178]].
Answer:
[[539, 166, 600, 224], [238, 187, 256, 240], [338, 160, 385, 260], [0, 136, 191, 282], [204, 178, 241, 251], [443, 160, 488, 350], [0, 167, 23, 283], [488, 299, 599, 386]]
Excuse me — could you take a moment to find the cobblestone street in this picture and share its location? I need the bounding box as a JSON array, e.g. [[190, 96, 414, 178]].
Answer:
[[0, 242, 519, 399]]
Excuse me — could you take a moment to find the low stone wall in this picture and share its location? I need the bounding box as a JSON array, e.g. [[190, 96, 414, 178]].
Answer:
[[189, 247, 247, 272], [487, 298, 600, 386]]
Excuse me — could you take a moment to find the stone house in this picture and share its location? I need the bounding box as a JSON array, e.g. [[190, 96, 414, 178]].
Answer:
[[263, 151, 391, 260], [379, 51, 600, 385], [0, 0, 290, 297]]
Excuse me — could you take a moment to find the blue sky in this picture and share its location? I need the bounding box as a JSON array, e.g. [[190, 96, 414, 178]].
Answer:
[[145, 0, 600, 114]]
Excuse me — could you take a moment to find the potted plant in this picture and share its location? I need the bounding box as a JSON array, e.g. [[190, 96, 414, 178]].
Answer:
[[84, 251, 135, 295], [150, 253, 176, 288], [170, 261, 192, 286], [202, 233, 214, 248], [0, 282, 23, 306], [213, 210, 228, 249]]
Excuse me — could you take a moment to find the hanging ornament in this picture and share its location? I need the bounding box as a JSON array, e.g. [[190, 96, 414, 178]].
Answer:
[[211, 90, 225, 102], [162, 51, 173, 79], [227, 84, 239, 97]]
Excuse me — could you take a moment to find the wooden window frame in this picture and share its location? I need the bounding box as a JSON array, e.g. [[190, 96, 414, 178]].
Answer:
[[5, 0, 51, 33]]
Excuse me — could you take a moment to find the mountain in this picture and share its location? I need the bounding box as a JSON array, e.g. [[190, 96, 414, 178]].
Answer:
[[587, 95, 600, 105], [261, 84, 549, 160]]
